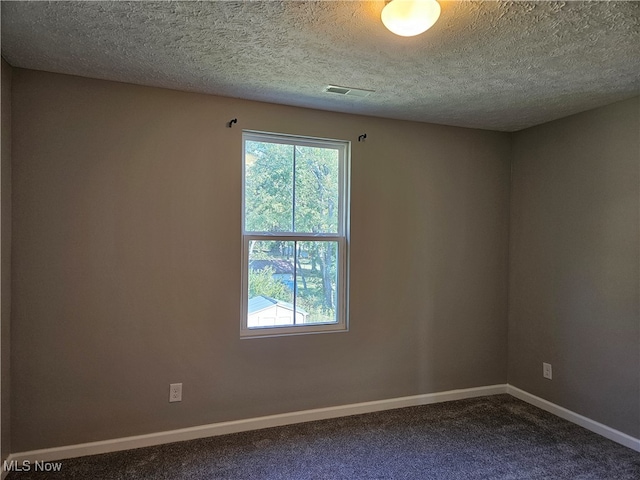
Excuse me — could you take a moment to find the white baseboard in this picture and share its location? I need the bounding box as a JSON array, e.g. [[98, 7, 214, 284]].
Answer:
[[7, 384, 508, 464], [507, 385, 640, 453], [7, 384, 637, 467]]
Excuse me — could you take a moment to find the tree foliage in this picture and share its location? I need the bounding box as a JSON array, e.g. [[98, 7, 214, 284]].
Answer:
[[248, 266, 290, 301]]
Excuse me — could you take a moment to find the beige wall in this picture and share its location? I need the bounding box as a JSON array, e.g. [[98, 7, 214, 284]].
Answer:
[[508, 97, 640, 437], [10, 69, 511, 451], [1, 57, 12, 462]]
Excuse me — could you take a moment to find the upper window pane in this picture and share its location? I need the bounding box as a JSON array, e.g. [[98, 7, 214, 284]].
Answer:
[[244, 140, 293, 233], [244, 137, 341, 234], [295, 146, 340, 234]]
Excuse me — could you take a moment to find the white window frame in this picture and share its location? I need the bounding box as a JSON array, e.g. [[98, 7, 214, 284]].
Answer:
[[241, 130, 350, 338]]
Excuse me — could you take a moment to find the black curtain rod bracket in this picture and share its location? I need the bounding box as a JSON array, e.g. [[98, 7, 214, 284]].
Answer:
[[228, 118, 238, 128], [358, 133, 367, 142]]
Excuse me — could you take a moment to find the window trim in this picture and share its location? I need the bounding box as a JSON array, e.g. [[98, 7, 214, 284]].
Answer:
[[241, 130, 350, 338]]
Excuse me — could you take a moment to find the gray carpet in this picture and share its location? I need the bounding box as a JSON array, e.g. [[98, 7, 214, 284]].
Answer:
[[7, 395, 640, 479]]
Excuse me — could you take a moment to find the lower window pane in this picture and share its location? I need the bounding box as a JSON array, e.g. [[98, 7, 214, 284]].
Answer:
[[247, 239, 339, 329], [296, 241, 338, 325], [247, 240, 296, 328]]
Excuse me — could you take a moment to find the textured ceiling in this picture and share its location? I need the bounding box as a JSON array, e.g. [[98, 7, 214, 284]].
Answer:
[[1, 0, 639, 131]]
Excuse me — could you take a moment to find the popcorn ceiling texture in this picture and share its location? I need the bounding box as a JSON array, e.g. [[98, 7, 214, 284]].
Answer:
[[1, 0, 638, 131]]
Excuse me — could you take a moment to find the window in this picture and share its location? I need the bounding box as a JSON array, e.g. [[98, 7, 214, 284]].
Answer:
[[241, 131, 350, 337]]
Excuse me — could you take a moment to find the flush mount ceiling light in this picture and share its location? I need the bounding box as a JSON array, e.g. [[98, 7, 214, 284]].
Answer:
[[381, 0, 441, 37]]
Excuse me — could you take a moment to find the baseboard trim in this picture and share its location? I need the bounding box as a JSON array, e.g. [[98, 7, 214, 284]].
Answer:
[[8, 384, 637, 465], [7, 384, 507, 464], [507, 385, 640, 452]]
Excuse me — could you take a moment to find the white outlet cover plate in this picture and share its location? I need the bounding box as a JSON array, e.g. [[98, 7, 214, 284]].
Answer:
[[169, 383, 182, 402]]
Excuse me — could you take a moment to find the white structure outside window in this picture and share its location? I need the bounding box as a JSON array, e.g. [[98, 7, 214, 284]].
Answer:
[[241, 131, 350, 337]]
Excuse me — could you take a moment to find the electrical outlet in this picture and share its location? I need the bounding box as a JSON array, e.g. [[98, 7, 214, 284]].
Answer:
[[543, 363, 552, 380], [169, 383, 182, 402]]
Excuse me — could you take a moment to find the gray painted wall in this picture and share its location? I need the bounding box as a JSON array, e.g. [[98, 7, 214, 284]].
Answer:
[[508, 97, 640, 437], [11, 69, 511, 452], [1, 57, 12, 462]]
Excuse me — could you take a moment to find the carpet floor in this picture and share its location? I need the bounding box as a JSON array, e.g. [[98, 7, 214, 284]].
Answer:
[[6, 395, 640, 479]]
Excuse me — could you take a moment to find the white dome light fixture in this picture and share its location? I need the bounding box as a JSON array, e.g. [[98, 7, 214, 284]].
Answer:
[[381, 0, 441, 37]]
